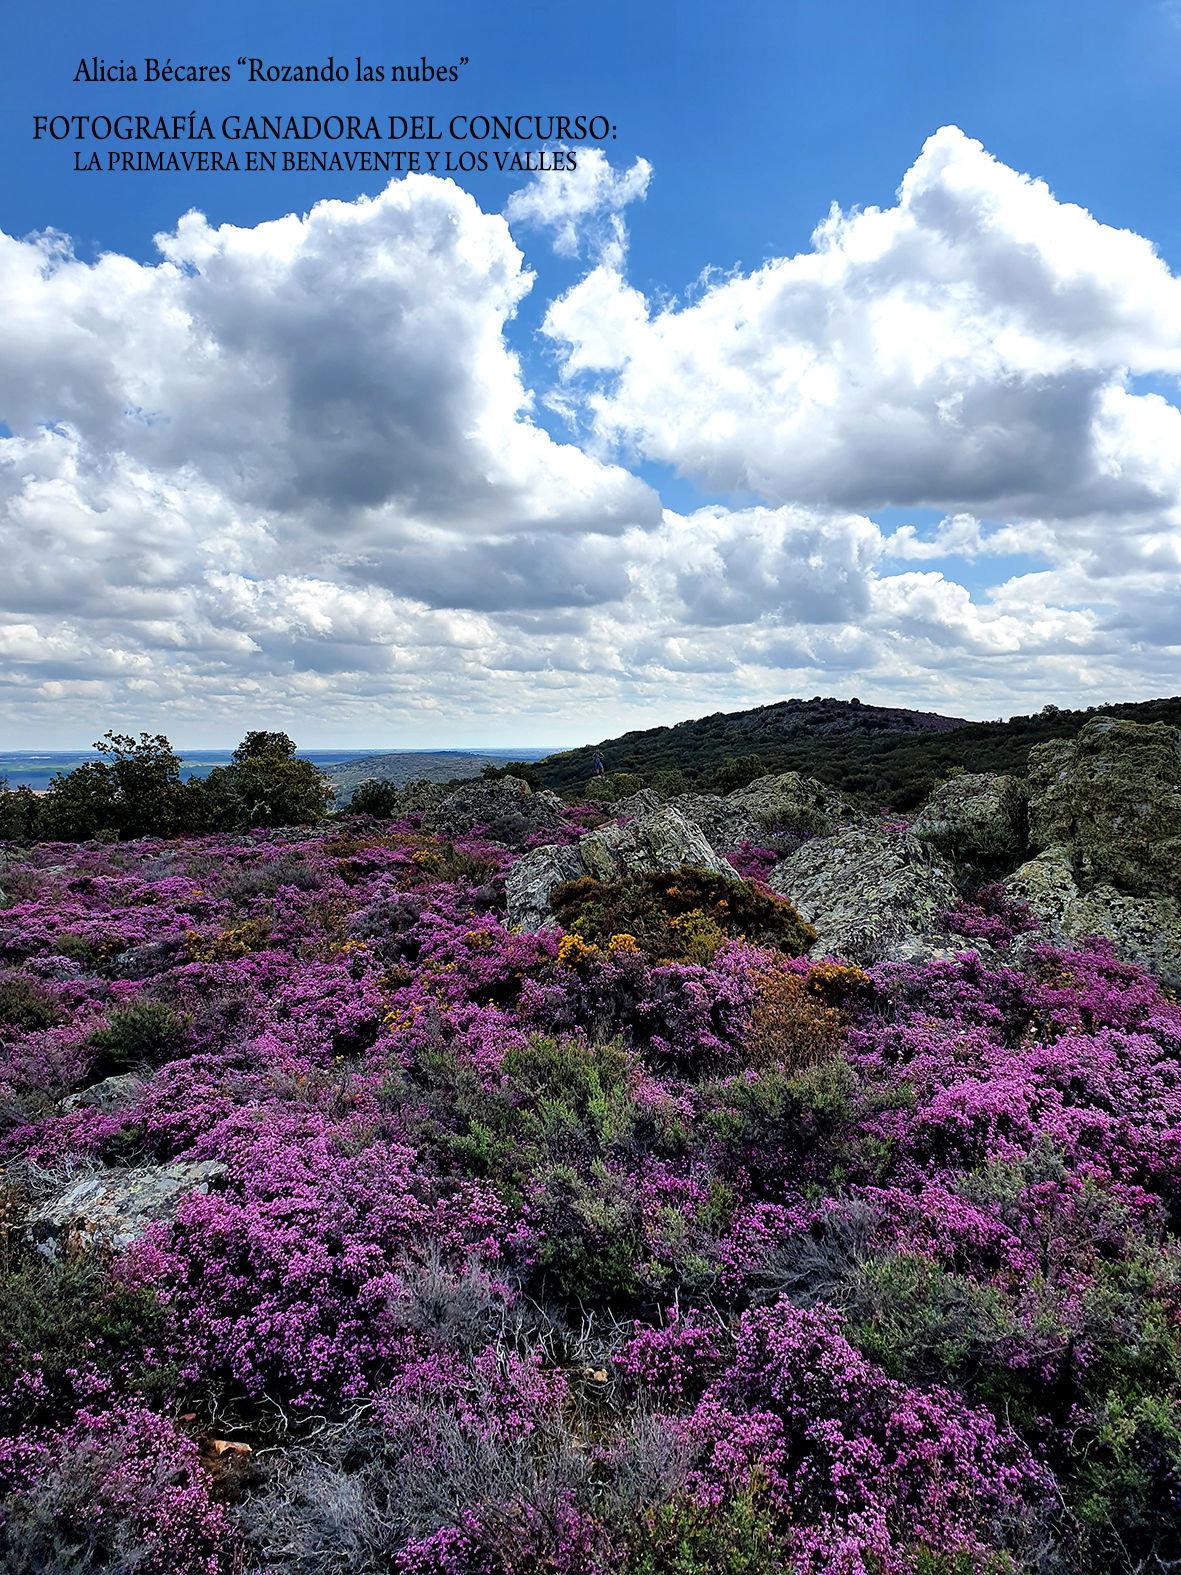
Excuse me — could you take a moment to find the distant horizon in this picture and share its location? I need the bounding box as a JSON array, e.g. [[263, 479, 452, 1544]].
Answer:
[[4, 684, 1179, 758]]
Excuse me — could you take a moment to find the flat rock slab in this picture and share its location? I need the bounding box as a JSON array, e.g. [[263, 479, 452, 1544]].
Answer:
[[27, 1159, 226, 1257]]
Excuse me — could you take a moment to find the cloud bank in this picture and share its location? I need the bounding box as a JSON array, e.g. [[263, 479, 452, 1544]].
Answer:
[[1, 128, 1178, 744]]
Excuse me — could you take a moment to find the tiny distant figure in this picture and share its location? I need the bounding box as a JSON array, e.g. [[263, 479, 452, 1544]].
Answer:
[[593, 750, 605, 776]]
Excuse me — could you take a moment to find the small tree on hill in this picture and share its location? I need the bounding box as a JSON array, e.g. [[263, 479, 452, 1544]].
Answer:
[[0, 779, 43, 840], [40, 732, 199, 841], [204, 732, 333, 828]]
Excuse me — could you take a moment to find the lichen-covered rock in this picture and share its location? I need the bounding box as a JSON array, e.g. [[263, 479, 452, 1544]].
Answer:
[[60, 1071, 147, 1114], [724, 772, 864, 833], [1001, 843, 1081, 921], [910, 772, 1027, 872], [767, 826, 961, 965], [504, 843, 585, 932], [609, 789, 664, 820], [1025, 716, 1181, 896], [615, 773, 864, 857], [506, 806, 738, 932], [1004, 843, 1181, 987], [392, 777, 446, 816], [27, 1160, 226, 1257], [422, 777, 567, 849]]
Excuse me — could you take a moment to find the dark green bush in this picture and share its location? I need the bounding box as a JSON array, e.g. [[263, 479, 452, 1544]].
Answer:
[[551, 866, 815, 961], [709, 754, 768, 794], [0, 972, 63, 1032], [348, 779, 404, 818], [87, 998, 191, 1072]]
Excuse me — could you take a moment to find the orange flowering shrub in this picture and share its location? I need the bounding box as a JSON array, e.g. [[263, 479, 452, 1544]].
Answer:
[[745, 969, 842, 1073]]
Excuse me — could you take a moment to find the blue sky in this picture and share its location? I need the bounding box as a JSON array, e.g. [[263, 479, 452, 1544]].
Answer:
[[1, 0, 1180, 745]]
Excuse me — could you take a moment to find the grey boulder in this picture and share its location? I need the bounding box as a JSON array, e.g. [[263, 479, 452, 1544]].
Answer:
[[506, 805, 738, 932], [1003, 843, 1181, 988], [27, 1159, 226, 1257], [910, 772, 1027, 872], [768, 825, 961, 965]]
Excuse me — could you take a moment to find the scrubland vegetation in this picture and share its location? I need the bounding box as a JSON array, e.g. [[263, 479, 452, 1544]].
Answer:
[[0, 723, 1178, 1573]]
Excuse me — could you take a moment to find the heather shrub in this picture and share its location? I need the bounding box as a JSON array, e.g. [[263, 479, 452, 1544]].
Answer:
[[0, 1246, 173, 1450], [220, 854, 322, 903], [551, 867, 815, 962], [3, 791, 1181, 1572], [678, 1300, 1051, 1571], [0, 971, 63, 1032], [87, 997, 191, 1072], [0, 1406, 239, 1575], [944, 883, 1039, 948]]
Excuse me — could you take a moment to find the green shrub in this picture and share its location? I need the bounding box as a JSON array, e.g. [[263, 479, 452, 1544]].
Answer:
[[551, 866, 815, 962], [710, 754, 768, 794], [87, 999, 191, 1072], [0, 973, 63, 1032], [621, 1474, 784, 1574], [649, 767, 690, 798], [348, 778, 403, 818], [481, 760, 542, 789], [586, 771, 648, 803]]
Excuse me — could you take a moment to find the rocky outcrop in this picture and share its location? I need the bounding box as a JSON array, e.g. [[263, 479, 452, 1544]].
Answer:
[[506, 806, 739, 932], [27, 1159, 226, 1257], [910, 773, 1027, 873], [1025, 716, 1181, 896], [768, 826, 961, 965], [505, 843, 586, 932], [60, 1071, 147, 1114], [615, 773, 864, 855], [421, 777, 568, 850], [1003, 844, 1181, 988], [987, 717, 1181, 984]]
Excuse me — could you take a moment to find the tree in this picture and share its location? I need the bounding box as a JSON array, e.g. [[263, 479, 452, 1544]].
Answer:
[[0, 780, 43, 840], [349, 778, 402, 818], [232, 731, 298, 763], [204, 732, 332, 828], [40, 733, 198, 841]]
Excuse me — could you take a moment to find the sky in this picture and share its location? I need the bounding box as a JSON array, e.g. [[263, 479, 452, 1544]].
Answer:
[[2, 0, 1181, 748]]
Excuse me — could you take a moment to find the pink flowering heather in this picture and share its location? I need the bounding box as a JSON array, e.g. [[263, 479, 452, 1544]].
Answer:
[[0, 815, 1177, 1572]]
